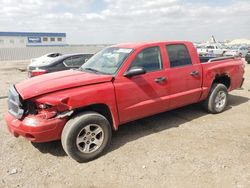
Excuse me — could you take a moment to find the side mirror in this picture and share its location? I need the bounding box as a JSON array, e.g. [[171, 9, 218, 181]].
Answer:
[[124, 67, 146, 77]]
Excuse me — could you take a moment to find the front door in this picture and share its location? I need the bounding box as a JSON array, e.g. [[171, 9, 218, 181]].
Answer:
[[114, 46, 170, 124]]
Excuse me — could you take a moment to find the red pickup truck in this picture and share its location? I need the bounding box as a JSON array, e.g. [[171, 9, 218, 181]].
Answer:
[[5, 41, 245, 162]]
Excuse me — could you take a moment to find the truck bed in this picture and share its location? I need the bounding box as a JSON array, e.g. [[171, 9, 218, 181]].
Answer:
[[199, 56, 235, 63], [199, 56, 244, 101]]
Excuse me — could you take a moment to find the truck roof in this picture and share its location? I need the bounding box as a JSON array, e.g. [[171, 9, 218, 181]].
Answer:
[[112, 41, 192, 49]]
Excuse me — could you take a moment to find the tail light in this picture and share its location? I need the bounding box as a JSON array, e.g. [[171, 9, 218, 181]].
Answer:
[[28, 69, 48, 77]]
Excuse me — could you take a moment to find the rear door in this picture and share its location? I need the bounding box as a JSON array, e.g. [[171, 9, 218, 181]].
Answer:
[[49, 59, 68, 72], [47, 55, 84, 73], [63, 55, 86, 69], [165, 44, 202, 109], [114, 46, 170, 123]]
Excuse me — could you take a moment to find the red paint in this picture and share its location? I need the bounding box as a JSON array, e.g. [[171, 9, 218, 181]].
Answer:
[[16, 70, 113, 99], [5, 41, 245, 142], [5, 112, 68, 142]]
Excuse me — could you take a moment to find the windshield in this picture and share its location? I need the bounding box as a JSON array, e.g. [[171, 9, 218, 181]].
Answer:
[[80, 47, 133, 75]]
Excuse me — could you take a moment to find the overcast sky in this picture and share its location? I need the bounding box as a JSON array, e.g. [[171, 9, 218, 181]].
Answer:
[[0, 0, 250, 44]]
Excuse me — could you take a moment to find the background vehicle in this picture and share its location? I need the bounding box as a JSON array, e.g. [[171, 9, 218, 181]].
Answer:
[[28, 53, 93, 77], [5, 41, 245, 162], [225, 46, 249, 57], [197, 43, 227, 56], [30, 53, 62, 65], [245, 53, 250, 64]]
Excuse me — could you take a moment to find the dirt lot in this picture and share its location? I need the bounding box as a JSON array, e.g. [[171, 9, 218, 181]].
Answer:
[[0, 60, 250, 188]]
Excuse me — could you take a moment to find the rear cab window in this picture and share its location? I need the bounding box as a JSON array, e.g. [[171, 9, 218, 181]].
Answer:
[[166, 44, 192, 68]]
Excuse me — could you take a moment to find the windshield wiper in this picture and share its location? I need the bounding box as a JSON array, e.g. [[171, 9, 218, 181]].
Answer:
[[84, 67, 101, 73], [81, 67, 108, 75]]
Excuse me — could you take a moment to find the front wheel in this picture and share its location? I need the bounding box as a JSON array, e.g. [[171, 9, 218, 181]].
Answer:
[[61, 111, 112, 162], [203, 83, 228, 114]]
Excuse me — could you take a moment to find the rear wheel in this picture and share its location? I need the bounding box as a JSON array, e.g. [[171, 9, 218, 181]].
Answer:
[[203, 83, 228, 114], [61, 111, 112, 162]]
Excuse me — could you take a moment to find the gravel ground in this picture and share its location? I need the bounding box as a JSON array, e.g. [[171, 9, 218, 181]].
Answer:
[[0, 60, 250, 188]]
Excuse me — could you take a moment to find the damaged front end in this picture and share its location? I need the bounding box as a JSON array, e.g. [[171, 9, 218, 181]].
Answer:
[[5, 86, 73, 142], [34, 95, 74, 119], [8, 85, 73, 121]]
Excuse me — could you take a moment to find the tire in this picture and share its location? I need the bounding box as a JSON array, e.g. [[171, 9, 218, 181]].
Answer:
[[61, 111, 112, 162], [203, 83, 228, 114]]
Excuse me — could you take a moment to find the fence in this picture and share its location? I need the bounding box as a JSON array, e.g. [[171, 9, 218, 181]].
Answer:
[[0, 45, 110, 61]]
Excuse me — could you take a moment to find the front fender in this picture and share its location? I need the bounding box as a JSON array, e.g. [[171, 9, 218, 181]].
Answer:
[[32, 82, 120, 130]]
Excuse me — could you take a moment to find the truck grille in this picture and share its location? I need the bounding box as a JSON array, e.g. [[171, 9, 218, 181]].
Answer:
[[7, 86, 24, 119]]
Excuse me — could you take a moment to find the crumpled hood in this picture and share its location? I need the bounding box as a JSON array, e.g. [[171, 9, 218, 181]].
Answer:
[[15, 70, 113, 100]]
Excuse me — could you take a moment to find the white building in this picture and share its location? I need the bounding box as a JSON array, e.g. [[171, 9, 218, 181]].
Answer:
[[228, 38, 250, 45], [0, 32, 67, 48]]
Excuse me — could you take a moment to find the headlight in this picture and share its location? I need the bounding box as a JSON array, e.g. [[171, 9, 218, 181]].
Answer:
[[38, 103, 50, 109], [36, 103, 57, 119]]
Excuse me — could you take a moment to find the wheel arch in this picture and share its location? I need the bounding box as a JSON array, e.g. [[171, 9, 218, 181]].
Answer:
[[212, 74, 231, 89], [72, 103, 117, 130], [199, 73, 231, 102]]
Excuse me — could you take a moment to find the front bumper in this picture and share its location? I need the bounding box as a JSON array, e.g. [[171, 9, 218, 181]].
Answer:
[[4, 112, 68, 142]]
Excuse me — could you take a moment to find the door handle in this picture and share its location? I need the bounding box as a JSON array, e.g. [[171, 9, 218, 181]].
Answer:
[[190, 71, 199, 77], [155, 77, 166, 83]]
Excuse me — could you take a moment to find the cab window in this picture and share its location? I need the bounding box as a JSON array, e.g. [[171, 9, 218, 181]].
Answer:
[[129, 47, 162, 72], [166, 44, 192, 68]]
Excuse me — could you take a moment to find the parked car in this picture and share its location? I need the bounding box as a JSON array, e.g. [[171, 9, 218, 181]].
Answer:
[[30, 53, 62, 65], [197, 43, 227, 56], [224, 46, 249, 57], [28, 53, 93, 77], [5, 41, 245, 162], [245, 53, 250, 64]]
